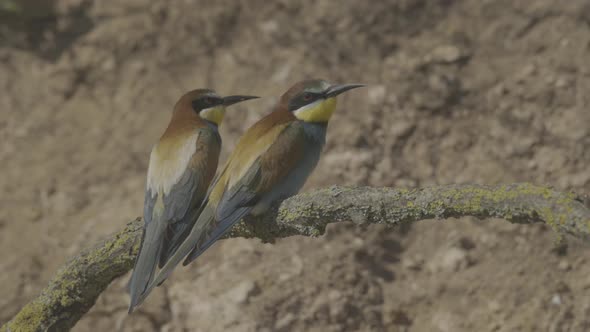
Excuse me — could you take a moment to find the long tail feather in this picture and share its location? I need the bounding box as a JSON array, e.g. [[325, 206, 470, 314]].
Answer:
[[135, 206, 216, 305], [128, 217, 166, 313], [183, 206, 250, 265], [158, 205, 202, 268]]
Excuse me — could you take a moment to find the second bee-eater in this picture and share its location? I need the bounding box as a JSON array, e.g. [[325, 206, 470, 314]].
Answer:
[[128, 89, 258, 313], [137, 79, 364, 302]]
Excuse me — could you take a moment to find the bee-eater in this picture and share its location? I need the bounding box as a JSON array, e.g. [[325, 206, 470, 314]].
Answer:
[[128, 89, 258, 313], [136, 79, 364, 303]]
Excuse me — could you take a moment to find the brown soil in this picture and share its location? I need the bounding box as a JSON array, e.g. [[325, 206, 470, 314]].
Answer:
[[1, 0, 589, 331]]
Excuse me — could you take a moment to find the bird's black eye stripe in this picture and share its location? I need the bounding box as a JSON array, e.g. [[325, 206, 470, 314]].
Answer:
[[192, 96, 222, 112], [289, 92, 322, 112]]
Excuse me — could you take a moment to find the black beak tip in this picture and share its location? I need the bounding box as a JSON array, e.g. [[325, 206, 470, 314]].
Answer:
[[326, 83, 367, 97], [222, 95, 260, 106]]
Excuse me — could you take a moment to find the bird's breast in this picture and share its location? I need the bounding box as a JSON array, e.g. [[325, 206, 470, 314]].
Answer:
[[146, 131, 201, 197], [301, 121, 327, 146], [250, 122, 326, 215]]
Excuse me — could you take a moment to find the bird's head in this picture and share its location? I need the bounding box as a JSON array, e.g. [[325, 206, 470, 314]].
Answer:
[[177, 89, 258, 126], [281, 79, 365, 124]]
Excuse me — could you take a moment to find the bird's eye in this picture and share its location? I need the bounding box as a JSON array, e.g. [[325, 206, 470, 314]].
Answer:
[[303, 93, 313, 101], [205, 97, 213, 105]]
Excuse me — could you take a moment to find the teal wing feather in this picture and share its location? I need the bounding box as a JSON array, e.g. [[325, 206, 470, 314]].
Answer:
[[158, 166, 206, 266], [158, 128, 220, 265]]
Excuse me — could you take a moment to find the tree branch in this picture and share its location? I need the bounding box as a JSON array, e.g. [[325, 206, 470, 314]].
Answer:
[[2, 183, 589, 332]]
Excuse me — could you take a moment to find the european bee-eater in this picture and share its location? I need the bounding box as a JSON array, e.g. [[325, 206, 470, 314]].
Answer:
[[137, 79, 364, 303], [128, 89, 258, 313]]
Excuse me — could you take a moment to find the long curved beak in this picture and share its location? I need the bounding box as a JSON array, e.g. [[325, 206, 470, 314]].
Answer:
[[222, 95, 259, 106], [325, 83, 365, 97]]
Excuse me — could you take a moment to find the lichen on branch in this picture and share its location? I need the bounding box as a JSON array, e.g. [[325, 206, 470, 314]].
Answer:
[[2, 183, 589, 332]]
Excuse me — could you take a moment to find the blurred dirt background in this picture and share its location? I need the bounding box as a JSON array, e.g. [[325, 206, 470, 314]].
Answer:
[[1, 0, 590, 331]]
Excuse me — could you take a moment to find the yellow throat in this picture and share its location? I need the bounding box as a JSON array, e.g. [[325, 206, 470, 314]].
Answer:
[[199, 106, 225, 125], [293, 97, 337, 123]]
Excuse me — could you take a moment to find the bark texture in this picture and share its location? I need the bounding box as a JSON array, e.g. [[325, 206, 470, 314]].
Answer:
[[2, 183, 589, 332]]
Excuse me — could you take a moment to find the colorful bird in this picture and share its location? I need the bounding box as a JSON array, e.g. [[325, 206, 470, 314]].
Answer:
[[141, 79, 364, 298], [128, 89, 258, 313]]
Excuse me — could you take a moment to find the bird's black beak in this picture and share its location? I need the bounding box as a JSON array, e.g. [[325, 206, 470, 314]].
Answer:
[[324, 83, 365, 98], [222, 95, 259, 106]]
